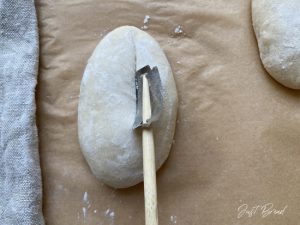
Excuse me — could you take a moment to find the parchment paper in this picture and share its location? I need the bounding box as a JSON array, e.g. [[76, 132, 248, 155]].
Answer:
[[36, 0, 300, 224]]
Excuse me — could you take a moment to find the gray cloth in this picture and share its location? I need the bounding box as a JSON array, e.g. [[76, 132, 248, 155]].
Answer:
[[0, 0, 44, 224]]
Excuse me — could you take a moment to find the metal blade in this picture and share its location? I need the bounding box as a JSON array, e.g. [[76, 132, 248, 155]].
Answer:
[[133, 65, 163, 129]]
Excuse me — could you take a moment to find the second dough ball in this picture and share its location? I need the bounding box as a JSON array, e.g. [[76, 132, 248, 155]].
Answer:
[[252, 0, 300, 89]]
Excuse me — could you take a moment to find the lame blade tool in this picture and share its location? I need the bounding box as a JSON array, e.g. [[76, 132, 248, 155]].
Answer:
[[133, 65, 163, 225]]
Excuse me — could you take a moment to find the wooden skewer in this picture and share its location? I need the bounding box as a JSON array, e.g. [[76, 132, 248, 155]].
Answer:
[[142, 74, 158, 225]]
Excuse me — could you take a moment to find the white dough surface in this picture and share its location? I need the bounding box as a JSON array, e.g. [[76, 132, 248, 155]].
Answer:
[[78, 26, 178, 188], [252, 0, 300, 89]]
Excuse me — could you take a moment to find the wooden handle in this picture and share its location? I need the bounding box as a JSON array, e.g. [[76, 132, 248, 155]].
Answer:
[[142, 75, 158, 225]]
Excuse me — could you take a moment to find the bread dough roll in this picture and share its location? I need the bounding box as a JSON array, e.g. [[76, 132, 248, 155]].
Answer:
[[252, 0, 300, 89], [78, 26, 178, 188]]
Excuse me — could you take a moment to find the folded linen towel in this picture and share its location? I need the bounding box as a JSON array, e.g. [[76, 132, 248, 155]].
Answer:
[[0, 0, 44, 224]]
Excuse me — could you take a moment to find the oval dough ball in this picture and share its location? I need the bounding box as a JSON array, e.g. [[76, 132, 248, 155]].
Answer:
[[252, 0, 300, 89], [78, 26, 178, 188]]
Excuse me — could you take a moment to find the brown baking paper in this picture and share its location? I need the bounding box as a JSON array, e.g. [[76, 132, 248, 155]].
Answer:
[[36, 0, 300, 224]]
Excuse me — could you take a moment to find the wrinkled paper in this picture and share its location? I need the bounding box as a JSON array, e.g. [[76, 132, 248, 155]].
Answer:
[[37, 0, 300, 224]]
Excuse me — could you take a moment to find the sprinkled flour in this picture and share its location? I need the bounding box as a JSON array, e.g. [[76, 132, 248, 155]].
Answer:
[[170, 215, 177, 224], [174, 25, 183, 34], [141, 15, 151, 30]]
